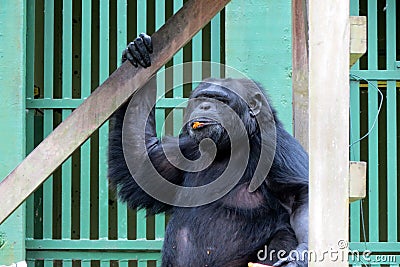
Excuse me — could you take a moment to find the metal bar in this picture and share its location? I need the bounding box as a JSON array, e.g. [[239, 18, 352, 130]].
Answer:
[[386, 0, 397, 242], [173, 0, 184, 136], [98, 0, 110, 240], [350, 70, 400, 80], [100, 260, 109, 267], [26, 98, 189, 109], [367, 0, 379, 242], [138, 260, 147, 267], [350, 242, 400, 251], [117, 0, 127, 57], [137, 0, 146, 34], [26, 98, 84, 108], [25, 0, 35, 126], [63, 259, 72, 267], [27, 260, 34, 267], [154, 213, 165, 240], [44, 259, 52, 267], [42, 0, 54, 240], [80, 0, 92, 240], [155, 1, 167, 238], [192, 25, 202, 88], [348, 254, 400, 264], [349, 0, 360, 243], [135, 0, 148, 241], [62, 0, 72, 99], [80, 139, 91, 239], [61, 106, 72, 238], [26, 250, 161, 260], [42, 107, 53, 233], [25, 0, 36, 240], [210, 13, 221, 77], [136, 209, 147, 240], [0, 0, 231, 224], [117, 0, 128, 240], [61, 0, 73, 240], [119, 260, 129, 267], [155, 1, 166, 137], [81, 0, 92, 98], [81, 260, 91, 267]]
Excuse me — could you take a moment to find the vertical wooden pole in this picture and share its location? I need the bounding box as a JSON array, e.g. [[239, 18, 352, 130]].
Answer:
[[292, 0, 309, 151], [308, 1, 349, 266], [0, 0, 26, 264]]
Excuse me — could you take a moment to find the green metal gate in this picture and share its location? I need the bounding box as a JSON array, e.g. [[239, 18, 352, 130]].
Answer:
[[349, 0, 400, 266], [25, 1, 223, 266]]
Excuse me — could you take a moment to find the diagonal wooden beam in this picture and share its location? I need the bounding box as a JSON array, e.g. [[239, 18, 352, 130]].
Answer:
[[0, 0, 231, 224]]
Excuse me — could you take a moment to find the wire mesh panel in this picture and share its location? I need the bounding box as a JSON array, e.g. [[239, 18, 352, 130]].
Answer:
[[349, 0, 400, 266], [25, 0, 224, 265]]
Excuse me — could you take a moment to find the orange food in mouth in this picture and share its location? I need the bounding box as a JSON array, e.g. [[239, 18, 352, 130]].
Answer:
[[192, 121, 205, 129]]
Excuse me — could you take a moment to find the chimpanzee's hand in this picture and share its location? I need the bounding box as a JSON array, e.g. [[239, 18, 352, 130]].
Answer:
[[122, 33, 153, 68]]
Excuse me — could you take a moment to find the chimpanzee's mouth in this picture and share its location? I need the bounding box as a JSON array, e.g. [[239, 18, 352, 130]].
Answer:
[[190, 119, 219, 130]]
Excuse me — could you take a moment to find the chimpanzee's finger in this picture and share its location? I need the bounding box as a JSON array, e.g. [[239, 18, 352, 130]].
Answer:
[[124, 45, 138, 67], [128, 42, 146, 67], [134, 37, 151, 67], [139, 32, 153, 53], [122, 48, 128, 64]]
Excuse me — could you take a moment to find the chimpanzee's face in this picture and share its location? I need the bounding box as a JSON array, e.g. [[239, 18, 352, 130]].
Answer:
[[184, 81, 256, 149]]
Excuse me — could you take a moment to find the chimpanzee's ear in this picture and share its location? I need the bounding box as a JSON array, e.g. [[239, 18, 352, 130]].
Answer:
[[249, 92, 263, 116]]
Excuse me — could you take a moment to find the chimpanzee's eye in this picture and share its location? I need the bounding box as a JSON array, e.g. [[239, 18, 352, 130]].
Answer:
[[214, 96, 229, 104]]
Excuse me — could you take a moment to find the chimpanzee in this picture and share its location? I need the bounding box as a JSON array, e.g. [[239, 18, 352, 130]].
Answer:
[[108, 33, 308, 267]]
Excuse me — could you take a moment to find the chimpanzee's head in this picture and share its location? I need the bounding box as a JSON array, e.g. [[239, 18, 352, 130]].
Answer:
[[183, 78, 268, 150]]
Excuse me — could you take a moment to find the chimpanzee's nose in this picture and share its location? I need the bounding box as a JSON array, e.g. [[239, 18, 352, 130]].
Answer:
[[199, 102, 212, 111]]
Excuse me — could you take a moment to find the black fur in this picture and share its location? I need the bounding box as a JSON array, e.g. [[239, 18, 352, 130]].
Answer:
[[108, 77, 308, 267]]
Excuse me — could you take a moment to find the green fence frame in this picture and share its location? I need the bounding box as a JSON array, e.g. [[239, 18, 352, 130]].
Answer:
[[349, 0, 400, 266], [3, 0, 398, 266]]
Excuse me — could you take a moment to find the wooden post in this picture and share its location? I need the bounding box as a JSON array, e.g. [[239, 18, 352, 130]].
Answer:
[[292, 0, 309, 151], [0, 0, 230, 224], [0, 0, 26, 264], [308, 1, 350, 266]]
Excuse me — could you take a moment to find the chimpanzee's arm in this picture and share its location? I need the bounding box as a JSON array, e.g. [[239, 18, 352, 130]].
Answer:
[[108, 34, 183, 214], [267, 126, 309, 267]]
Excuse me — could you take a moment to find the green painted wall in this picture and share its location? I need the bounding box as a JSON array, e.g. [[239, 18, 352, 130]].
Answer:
[[0, 0, 26, 264], [225, 0, 293, 131]]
